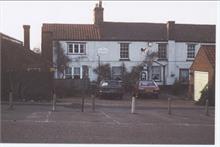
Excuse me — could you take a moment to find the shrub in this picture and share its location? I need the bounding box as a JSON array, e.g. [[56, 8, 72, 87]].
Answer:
[[196, 83, 215, 106], [172, 79, 185, 95]]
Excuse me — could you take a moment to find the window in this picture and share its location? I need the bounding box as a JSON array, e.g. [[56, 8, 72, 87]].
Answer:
[[112, 66, 122, 80], [158, 43, 167, 59], [151, 66, 161, 81], [187, 44, 196, 58], [73, 67, 81, 79], [120, 43, 129, 59], [65, 67, 72, 79], [68, 44, 73, 53], [67, 43, 86, 54], [179, 69, 189, 84]]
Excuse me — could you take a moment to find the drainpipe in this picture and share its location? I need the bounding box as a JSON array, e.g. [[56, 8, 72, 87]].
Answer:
[[163, 65, 166, 85]]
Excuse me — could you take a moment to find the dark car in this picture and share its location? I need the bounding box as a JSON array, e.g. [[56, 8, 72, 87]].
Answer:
[[98, 80, 124, 98], [135, 80, 160, 98]]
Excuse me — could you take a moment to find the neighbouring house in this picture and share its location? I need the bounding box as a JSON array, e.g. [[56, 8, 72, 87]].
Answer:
[[189, 45, 215, 101], [1, 26, 50, 101], [41, 1, 215, 86]]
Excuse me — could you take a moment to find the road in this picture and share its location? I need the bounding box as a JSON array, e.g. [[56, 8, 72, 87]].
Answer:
[[0, 98, 215, 144]]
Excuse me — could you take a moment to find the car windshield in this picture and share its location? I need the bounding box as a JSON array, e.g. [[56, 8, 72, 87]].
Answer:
[[139, 80, 155, 86]]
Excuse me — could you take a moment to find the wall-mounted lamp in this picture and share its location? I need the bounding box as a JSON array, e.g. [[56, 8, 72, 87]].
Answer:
[[148, 42, 152, 47]]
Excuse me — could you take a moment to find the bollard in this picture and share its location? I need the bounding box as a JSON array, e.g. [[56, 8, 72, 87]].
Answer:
[[92, 94, 95, 112], [9, 91, 13, 110], [168, 98, 171, 115], [131, 96, 136, 114], [52, 93, 56, 111], [81, 96, 85, 112], [205, 99, 209, 116]]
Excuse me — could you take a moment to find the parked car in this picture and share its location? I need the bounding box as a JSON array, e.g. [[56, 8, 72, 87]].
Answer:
[[98, 80, 124, 98], [135, 80, 160, 98]]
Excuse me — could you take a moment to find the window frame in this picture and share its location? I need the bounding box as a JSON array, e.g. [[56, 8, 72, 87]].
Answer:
[[187, 44, 196, 59], [120, 43, 129, 60], [179, 68, 189, 84], [151, 66, 161, 82], [67, 42, 86, 55], [65, 67, 72, 79], [73, 67, 81, 79], [158, 43, 167, 60]]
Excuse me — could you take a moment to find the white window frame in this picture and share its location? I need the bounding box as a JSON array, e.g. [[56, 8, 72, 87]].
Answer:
[[120, 43, 129, 59], [73, 67, 81, 79], [67, 42, 86, 55], [187, 44, 196, 59], [151, 66, 161, 82], [65, 67, 72, 79], [158, 43, 167, 59]]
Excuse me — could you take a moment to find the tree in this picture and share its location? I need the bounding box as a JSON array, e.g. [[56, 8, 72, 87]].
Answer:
[[93, 63, 111, 82], [54, 41, 71, 78], [143, 50, 158, 80]]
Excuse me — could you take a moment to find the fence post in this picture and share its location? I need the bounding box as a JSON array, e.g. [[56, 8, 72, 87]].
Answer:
[[92, 94, 95, 112], [81, 96, 85, 112], [131, 96, 136, 114], [9, 91, 13, 110], [168, 98, 172, 115], [52, 93, 56, 111], [205, 99, 209, 116]]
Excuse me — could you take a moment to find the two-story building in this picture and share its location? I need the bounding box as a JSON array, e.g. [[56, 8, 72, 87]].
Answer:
[[41, 1, 215, 85]]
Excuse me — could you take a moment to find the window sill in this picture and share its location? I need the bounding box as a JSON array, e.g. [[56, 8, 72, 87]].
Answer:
[[186, 59, 194, 62], [119, 58, 130, 61], [67, 53, 86, 55], [157, 58, 168, 61]]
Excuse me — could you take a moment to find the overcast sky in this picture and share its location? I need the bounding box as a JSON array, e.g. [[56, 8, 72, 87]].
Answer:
[[0, 1, 217, 49]]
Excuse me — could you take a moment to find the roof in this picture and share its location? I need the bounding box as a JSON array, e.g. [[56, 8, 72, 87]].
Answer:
[[202, 45, 215, 67], [42, 24, 100, 40], [42, 22, 215, 43]]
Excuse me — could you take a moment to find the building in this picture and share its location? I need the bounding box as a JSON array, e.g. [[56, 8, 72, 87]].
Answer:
[[189, 45, 215, 101], [1, 26, 49, 100], [41, 1, 215, 85]]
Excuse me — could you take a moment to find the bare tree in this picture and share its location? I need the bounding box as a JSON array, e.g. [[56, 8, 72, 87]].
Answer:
[[143, 50, 158, 80], [54, 41, 71, 79]]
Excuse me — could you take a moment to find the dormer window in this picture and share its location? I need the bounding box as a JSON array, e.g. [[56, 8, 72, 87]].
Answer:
[[67, 42, 86, 54]]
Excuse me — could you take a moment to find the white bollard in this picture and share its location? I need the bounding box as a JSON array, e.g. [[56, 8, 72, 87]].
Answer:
[[131, 96, 136, 114], [52, 93, 56, 111]]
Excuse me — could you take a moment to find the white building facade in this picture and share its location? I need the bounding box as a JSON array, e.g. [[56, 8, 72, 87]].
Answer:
[[42, 1, 215, 86]]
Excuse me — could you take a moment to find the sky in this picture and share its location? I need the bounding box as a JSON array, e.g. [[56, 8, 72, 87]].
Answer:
[[0, 1, 218, 50]]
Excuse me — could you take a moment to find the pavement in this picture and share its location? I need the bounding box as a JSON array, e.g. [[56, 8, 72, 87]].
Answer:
[[0, 94, 215, 144]]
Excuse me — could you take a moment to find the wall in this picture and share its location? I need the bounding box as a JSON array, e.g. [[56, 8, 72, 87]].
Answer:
[[53, 40, 213, 85]]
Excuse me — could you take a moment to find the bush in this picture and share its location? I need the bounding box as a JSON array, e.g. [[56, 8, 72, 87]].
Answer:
[[196, 84, 215, 106]]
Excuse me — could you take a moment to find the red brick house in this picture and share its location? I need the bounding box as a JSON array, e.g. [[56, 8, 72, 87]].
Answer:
[[189, 45, 215, 101]]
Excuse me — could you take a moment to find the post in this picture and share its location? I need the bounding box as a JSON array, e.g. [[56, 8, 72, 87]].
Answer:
[[168, 98, 171, 115], [52, 93, 56, 111], [205, 99, 209, 116], [131, 96, 136, 114], [81, 96, 85, 112], [92, 94, 95, 112], [9, 91, 13, 110]]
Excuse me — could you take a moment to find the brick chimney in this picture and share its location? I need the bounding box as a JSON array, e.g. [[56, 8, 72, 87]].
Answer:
[[94, 0, 104, 25], [23, 25, 30, 49], [167, 21, 175, 40]]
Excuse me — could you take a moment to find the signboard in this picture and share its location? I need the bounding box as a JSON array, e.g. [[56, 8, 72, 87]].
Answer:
[[98, 48, 108, 55]]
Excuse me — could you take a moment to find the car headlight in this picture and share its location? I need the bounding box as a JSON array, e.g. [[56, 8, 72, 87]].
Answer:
[[101, 82, 108, 87]]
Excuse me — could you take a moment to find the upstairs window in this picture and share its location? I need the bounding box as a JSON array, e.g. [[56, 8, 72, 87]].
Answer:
[[68, 43, 86, 54], [187, 44, 196, 58], [120, 43, 129, 59], [158, 43, 167, 59]]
